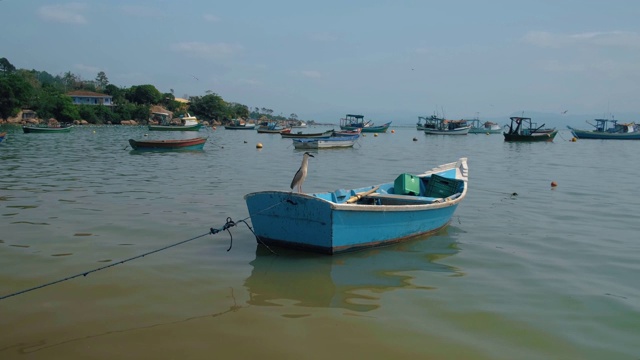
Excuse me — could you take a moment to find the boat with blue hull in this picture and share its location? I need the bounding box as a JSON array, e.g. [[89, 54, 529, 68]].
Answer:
[[340, 114, 391, 133], [244, 157, 468, 254], [568, 119, 640, 140], [292, 134, 360, 149]]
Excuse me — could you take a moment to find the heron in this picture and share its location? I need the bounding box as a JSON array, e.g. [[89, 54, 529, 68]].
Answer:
[[290, 152, 314, 193]]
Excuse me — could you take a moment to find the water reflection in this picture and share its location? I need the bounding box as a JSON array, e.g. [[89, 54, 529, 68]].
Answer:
[[245, 229, 462, 312]]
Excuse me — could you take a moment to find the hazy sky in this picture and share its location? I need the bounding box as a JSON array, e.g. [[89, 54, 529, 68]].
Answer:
[[2, 0, 639, 123]]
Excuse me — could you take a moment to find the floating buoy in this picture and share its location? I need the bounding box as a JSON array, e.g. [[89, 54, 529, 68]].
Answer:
[[571, 137, 577, 142], [244, 140, 247, 143], [551, 181, 558, 187], [374, 133, 378, 137], [412, 137, 417, 141], [144, 134, 148, 137], [92, 130, 96, 133], [486, 132, 490, 135], [212, 126, 217, 130], [256, 142, 263, 149], [391, 130, 395, 133]]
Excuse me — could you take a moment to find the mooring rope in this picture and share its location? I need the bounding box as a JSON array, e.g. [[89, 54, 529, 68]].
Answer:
[[0, 216, 258, 301], [0, 195, 303, 301]]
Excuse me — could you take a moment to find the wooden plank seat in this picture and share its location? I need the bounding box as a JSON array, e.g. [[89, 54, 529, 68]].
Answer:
[[363, 193, 441, 205]]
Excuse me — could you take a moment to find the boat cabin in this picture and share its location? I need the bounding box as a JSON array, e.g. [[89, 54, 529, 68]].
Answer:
[[150, 112, 171, 125], [340, 114, 368, 128], [505, 117, 550, 135]]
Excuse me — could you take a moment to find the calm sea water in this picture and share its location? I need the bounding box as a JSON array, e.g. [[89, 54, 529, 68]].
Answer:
[[0, 124, 638, 359]]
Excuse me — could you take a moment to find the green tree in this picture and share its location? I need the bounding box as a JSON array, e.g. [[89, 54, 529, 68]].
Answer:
[[228, 102, 250, 119], [95, 71, 109, 90], [0, 73, 34, 120], [126, 84, 162, 105], [61, 71, 78, 91], [189, 93, 227, 121], [104, 84, 125, 105], [32, 87, 79, 122], [0, 57, 16, 75]]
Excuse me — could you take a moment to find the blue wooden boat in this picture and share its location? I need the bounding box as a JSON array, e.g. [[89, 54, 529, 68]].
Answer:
[[244, 157, 468, 254], [292, 134, 360, 149], [568, 119, 640, 140], [224, 119, 256, 130]]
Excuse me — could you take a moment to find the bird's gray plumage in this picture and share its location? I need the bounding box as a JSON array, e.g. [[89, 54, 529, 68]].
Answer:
[[290, 152, 314, 193]]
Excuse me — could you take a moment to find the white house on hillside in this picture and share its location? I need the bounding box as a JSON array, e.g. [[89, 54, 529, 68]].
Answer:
[[67, 90, 113, 106]]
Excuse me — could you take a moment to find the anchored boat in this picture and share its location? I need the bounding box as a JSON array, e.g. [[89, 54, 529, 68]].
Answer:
[[503, 117, 557, 142], [568, 119, 640, 140], [245, 158, 468, 254], [128, 137, 207, 151]]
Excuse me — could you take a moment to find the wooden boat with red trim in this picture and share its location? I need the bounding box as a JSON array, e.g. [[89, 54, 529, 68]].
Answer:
[[128, 137, 207, 151]]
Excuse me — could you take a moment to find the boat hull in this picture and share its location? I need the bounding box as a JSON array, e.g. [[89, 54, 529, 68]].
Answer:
[[22, 125, 73, 133], [245, 158, 468, 254], [128, 137, 207, 150], [503, 130, 558, 142], [425, 126, 471, 135], [148, 124, 202, 131], [292, 136, 359, 149], [281, 130, 334, 139], [340, 122, 391, 133], [569, 128, 640, 140], [224, 124, 256, 130]]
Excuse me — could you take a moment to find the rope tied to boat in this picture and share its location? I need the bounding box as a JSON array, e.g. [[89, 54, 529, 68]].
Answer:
[[0, 216, 253, 301]]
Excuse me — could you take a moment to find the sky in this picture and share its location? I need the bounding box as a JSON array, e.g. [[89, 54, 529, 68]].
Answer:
[[2, 0, 640, 124]]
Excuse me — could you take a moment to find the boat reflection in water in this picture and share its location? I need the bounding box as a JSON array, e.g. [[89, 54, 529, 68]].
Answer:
[[244, 228, 462, 313]]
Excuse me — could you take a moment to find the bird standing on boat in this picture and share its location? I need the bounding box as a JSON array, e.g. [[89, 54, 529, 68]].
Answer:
[[291, 152, 314, 193]]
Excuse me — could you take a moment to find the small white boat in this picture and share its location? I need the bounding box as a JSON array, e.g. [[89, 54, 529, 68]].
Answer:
[[468, 119, 501, 134], [292, 135, 359, 149]]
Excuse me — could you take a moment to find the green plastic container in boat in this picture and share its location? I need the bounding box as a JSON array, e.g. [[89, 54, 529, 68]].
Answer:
[[394, 173, 420, 195]]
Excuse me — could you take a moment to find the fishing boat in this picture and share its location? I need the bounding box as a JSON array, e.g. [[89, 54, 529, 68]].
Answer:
[[148, 112, 203, 131], [244, 157, 468, 254], [0, 132, 6, 143], [280, 129, 334, 139], [423, 118, 471, 135], [128, 137, 207, 151], [332, 128, 362, 136], [568, 119, 640, 140], [22, 124, 74, 133], [503, 117, 557, 142], [292, 134, 360, 149], [468, 119, 501, 134], [224, 119, 256, 130], [416, 116, 438, 131], [256, 121, 288, 134], [340, 114, 391, 133]]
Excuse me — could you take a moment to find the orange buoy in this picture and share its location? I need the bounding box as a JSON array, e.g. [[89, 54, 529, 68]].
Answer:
[[256, 142, 263, 149], [571, 137, 577, 142], [391, 130, 395, 133], [551, 181, 558, 187]]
